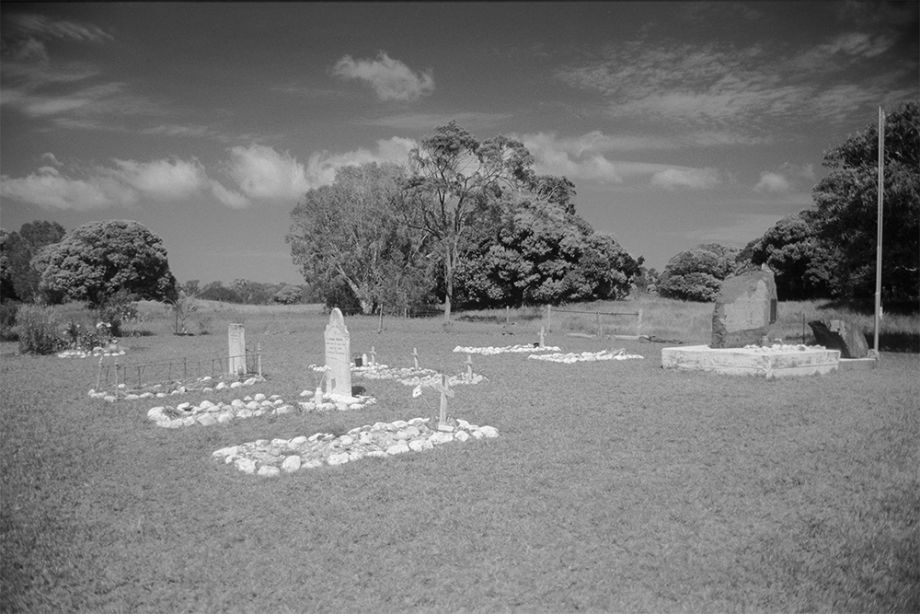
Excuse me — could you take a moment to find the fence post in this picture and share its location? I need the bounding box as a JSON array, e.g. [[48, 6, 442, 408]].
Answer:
[[596, 312, 601, 337], [257, 342, 262, 378], [546, 304, 552, 333], [505, 306, 510, 325], [113, 361, 119, 400], [377, 304, 384, 334], [636, 309, 643, 336]]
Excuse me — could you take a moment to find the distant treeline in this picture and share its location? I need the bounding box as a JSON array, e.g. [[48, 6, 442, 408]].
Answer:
[[181, 279, 319, 305]]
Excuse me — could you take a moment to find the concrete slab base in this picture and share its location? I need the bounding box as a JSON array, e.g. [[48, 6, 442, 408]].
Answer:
[[661, 345, 840, 379], [838, 357, 878, 371]]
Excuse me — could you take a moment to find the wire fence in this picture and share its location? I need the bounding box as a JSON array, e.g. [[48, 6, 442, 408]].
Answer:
[[94, 344, 263, 398]]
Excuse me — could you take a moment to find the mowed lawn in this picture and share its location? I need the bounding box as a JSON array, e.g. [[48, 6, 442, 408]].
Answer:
[[2, 309, 918, 613]]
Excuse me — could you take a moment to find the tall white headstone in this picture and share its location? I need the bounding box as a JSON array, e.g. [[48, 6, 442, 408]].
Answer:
[[324, 308, 351, 397], [228, 323, 246, 376]]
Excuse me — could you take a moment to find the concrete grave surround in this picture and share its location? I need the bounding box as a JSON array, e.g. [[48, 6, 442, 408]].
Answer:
[[324, 308, 352, 397], [808, 318, 870, 359], [228, 323, 246, 375], [711, 269, 778, 348], [662, 345, 840, 378]]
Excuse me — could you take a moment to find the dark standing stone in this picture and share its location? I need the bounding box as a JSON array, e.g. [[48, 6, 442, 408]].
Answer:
[[808, 319, 870, 358], [711, 269, 778, 348]]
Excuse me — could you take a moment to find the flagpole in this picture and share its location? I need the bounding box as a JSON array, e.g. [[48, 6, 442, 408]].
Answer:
[[872, 106, 884, 359]]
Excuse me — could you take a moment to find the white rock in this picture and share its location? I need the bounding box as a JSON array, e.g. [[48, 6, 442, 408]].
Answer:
[[125, 394, 139, 401], [303, 458, 323, 469], [230, 381, 242, 389], [471, 429, 485, 440], [103, 395, 116, 403], [479, 426, 499, 438], [409, 439, 433, 452], [243, 395, 253, 402], [408, 417, 428, 426], [202, 387, 213, 393], [386, 442, 410, 455], [244, 377, 257, 386], [327, 452, 350, 465], [275, 404, 294, 415], [258, 465, 280, 477], [181, 417, 196, 427], [454, 430, 470, 442], [457, 419, 471, 429], [429, 432, 454, 445], [392, 420, 409, 429], [254, 393, 266, 402], [140, 392, 153, 399], [269, 394, 282, 401], [147, 407, 165, 420], [338, 435, 355, 447], [245, 401, 259, 410], [212, 446, 239, 458], [231, 399, 245, 408], [177, 402, 191, 411], [201, 376, 212, 382], [235, 458, 256, 474], [289, 436, 308, 447], [216, 382, 228, 391], [217, 412, 233, 424], [156, 392, 167, 398], [281, 455, 302, 472], [199, 400, 214, 409], [237, 409, 253, 419], [197, 413, 216, 426]]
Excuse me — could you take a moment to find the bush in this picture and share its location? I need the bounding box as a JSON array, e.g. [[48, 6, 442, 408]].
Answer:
[[15, 305, 65, 355], [0, 301, 19, 341]]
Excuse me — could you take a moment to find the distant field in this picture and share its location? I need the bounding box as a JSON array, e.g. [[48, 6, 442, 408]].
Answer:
[[1, 301, 918, 612]]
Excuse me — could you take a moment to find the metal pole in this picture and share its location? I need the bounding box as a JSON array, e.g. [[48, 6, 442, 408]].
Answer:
[[873, 106, 885, 358], [546, 304, 552, 333]]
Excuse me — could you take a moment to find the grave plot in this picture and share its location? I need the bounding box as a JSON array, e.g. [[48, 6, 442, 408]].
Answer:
[[527, 348, 645, 364], [453, 344, 561, 355], [147, 393, 296, 428], [58, 344, 126, 359], [89, 374, 266, 403], [212, 417, 500, 476]]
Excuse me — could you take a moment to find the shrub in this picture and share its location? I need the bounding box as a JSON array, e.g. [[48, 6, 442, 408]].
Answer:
[[15, 304, 65, 355], [0, 301, 19, 341]]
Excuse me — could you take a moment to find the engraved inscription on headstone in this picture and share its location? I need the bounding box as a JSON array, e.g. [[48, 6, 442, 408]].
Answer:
[[324, 308, 351, 397], [228, 323, 246, 375]]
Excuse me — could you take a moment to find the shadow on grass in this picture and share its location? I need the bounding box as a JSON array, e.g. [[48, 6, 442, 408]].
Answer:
[[876, 332, 920, 353], [818, 298, 919, 316]]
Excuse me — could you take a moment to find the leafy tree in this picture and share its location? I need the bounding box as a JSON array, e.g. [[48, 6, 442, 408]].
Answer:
[[0, 221, 66, 302], [288, 163, 431, 314], [198, 281, 241, 303], [182, 280, 200, 297], [0, 229, 15, 302], [811, 100, 919, 301], [37, 220, 177, 307], [400, 121, 536, 323], [657, 243, 740, 302], [272, 284, 303, 305], [747, 211, 837, 299], [455, 195, 637, 307]]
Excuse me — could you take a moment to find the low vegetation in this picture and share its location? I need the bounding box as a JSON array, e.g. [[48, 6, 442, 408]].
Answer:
[[2, 303, 917, 612]]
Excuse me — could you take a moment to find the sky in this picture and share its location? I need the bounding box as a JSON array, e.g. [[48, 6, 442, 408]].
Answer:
[[1, 1, 917, 286]]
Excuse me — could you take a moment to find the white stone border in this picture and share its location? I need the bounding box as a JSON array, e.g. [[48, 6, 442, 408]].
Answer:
[[89, 375, 266, 403], [527, 348, 644, 364], [212, 417, 500, 476], [453, 344, 562, 355], [350, 363, 486, 387]]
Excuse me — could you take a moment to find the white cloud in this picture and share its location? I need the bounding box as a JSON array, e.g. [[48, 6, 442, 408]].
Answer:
[[226, 144, 310, 202], [7, 14, 113, 43], [754, 171, 791, 194], [209, 179, 250, 209], [332, 51, 434, 102], [302, 137, 416, 187], [0, 165, 135, 211], [108, 158, 209, 200], [651, 167, 721, 190]]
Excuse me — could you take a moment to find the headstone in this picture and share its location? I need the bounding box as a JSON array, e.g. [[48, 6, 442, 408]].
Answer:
[[466, 354, 473, 382], [369, 346, 376, 366], [808, 319, 870, 358], [435, 374, 455, 431], [412, 347, 419, 370], [324, 308, 351, 397], [711, 269, 777, 348], [228, 323, 246, 375]]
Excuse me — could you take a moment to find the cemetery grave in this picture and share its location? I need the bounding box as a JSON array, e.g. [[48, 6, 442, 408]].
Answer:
[[146, 393, 296, 428], [453, 343, 561, 355], [58, 342, 125, 359], [89, 372, 265, 403], [528, 347, 645, 364], [212, 417, 500, 476]]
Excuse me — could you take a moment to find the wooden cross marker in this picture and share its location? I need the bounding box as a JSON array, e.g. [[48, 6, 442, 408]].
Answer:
[[465, 354, 473, 382], [435, 374, 454, 431], [412, 347, 419, 369], [539, 326, 546, 348], [370, 346, 376, 366]]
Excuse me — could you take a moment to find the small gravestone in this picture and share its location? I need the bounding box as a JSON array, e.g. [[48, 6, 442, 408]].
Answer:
[[711, 269, 777, 348], [324, 308, 351, 397], [808, 318, 869, 358], [228, 323, 246, 375], [435, 374, 454, 431]]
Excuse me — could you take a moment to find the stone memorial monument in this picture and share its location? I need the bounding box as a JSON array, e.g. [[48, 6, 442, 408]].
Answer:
[[324, 308, 352, 397], [228, 323, 246, 376], [711, 268, 777, 348]]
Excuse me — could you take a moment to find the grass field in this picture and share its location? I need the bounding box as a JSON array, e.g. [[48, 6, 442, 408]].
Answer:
[[2, 301, 918, 612]]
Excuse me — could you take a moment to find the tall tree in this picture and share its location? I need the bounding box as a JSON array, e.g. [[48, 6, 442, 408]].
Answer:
[[747, 211, 837, 300], [37, 220, 177, 307], [287, 163, 431, 314], [811, 101, 919, 301], [400, 122, 535, 323], [0, 220, 66, 302], [657, 243, 740, 302]]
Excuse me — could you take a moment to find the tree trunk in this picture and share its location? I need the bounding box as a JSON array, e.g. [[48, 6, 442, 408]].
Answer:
[[443, 242, 453, 324]]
